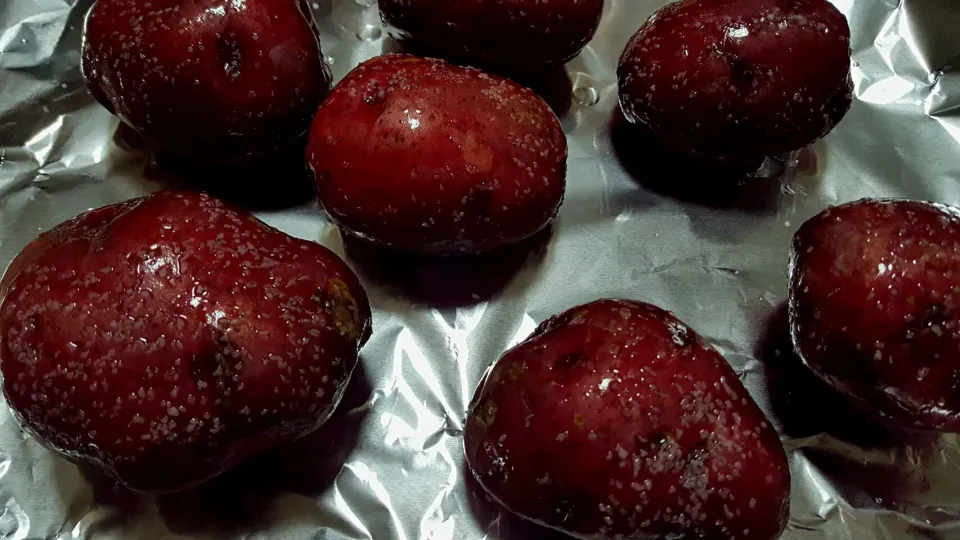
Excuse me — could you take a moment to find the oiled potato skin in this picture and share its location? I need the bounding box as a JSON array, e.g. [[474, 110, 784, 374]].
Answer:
[[378, 0, 604, 73], [82, 0, 332, 163], [306, 54, 567, 255], [790, 199, 960, 432], [618, 0, 852, 164], [465, 299, 790, 540], [0, 191, 371, 493]]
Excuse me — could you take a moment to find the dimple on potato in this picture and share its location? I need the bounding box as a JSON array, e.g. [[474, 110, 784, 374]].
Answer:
[[378, 0, 604, 74], [464, 299, 790, 540], [306, 54, 567, 255], [617, 0, 853, 164], [0, 191, 371, 493], [789, 199, 960, 432]]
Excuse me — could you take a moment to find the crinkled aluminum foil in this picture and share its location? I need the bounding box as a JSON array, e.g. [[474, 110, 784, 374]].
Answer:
[[1, 0, 959, 538]]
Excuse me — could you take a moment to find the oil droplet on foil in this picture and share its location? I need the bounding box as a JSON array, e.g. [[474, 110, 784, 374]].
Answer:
[[356, 25, 382, 41], [573, 86, 599, 106]]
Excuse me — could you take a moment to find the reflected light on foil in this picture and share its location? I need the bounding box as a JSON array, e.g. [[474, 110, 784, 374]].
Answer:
[[0, 497, 30, 540], [383, 328, 446, 448], [872, 10, 906, 77], [924, 74, 955, 117], [801, 459, 841, 520], [830, 0, 854, 17], [420, 516, 455, 540], [418, 446, 458, 540], [68, 505, 117, 539], [90, 144, 104, 164], [431, 304, 487, 427], [506, 313, 539, 349], [344, 462, 408, 539], [931, 116, 960, 144], [24, 115, 63, 165], [858, 76, 916, 105], [328, 476, 374, 539]]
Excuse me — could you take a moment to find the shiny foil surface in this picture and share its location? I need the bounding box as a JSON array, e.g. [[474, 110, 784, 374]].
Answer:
[[0, 0, 958, 538]]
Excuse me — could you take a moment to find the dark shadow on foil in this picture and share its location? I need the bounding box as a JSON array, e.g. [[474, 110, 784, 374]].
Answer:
[[380, 36, 406, 56], [514, 67, 574, 118], [463, 464, 569, 540], [82, 361, 373, 536], [758, 304, 947, 518], [112, 123, 316, 211], [379, 38, 573, 117], [759, 303, 910, 445], [609, 107, 788, 215], [342, 227, 552, 309]]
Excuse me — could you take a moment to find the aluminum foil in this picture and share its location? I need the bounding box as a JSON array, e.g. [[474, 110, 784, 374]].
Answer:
[[1, 0, 959, 538]]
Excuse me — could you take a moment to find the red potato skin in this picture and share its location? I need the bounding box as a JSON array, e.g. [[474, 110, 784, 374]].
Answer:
[[306, 54, 567, 255], [464, 299, 790, 540], [81, 0, 332, 163], [789, 199, 960, 432], [378, 0, 604, 74], [617, 0, 853, 164], [0, 191, 371, 493]]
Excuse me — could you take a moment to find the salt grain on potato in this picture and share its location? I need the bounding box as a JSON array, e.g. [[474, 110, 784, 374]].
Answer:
[[0, 191, 371, 493], [464, 299, 790, 540], [306, 54, 567, 255]]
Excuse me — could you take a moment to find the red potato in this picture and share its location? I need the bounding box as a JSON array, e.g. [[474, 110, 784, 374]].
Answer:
[[378, 0, 604, 74], [617, 0, 853, 164], [306, 54, 567, 255], [0, 191, 371, 493], [464, 299, 790, 540], [81, 0, 332, 163], [789, 199, 960, 432]]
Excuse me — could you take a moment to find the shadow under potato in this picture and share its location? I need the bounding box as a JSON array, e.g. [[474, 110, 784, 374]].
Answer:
[[512, 67, 574, 118], [758, 303, 917, 446], [464, 463, 569, 540], [757, 304, 943, 515], [113, 123, 316, 211], [342, 227, 552, 309], [82, 361, 373, 536], [609, 108, 789, 214]]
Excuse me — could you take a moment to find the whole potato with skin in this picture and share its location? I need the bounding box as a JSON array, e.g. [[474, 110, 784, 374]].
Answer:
[[378, 0, 604, 74], [789, 199, 960, 432], [81, 0, 332, 164], [465, 299, 790, 540], [0, 191, 371, 493], [306, 54, 567, 255], [617, 0, 853, 164]]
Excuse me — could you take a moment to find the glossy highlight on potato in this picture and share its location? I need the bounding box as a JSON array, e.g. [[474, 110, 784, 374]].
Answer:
[[789, 199, 960, 432], [465, 299, 790, 540], [307, 54, 567, 255], [378, 0, 604, 74], [0, 191, 372, 493], [617, 0, 853, 164], [81, 0, 332, 163]]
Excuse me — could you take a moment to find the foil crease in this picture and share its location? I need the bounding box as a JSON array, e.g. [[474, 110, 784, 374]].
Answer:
[[1, 0, 959, 539]]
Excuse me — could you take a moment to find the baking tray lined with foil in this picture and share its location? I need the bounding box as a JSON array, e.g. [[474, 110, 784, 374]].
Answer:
[[0, 0, 959, 538]]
